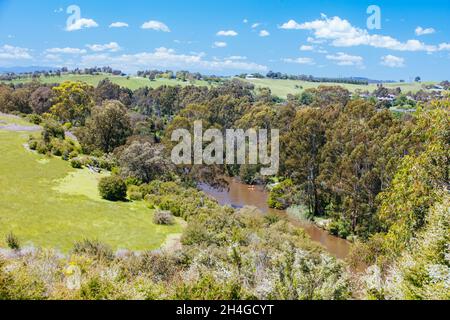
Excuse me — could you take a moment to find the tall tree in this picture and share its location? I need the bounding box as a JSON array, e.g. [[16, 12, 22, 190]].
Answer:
[[51, 81, 94, 126], [78, 100, 132, 153]]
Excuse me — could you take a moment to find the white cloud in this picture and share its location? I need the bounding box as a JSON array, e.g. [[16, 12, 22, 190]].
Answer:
[[213, 41, 227, 48], [0, 45, 32, 60], [283, 57, 315, 65], [66, 18, 98, 31], [86, 42, 121, 52], [307, 36, 325, 44], [109, 22, 129, 28], [259, 30, 270, 37], [141, 20, 170, 32], [439, 43, 450, 50], [326, 52, 364, 68], [300, 45, 314, 51], [216, 30, 238, 37], [226, 56, 247, 60], [252, 23, 261, 29], [243, 19, 248, 24], [380, 55, 405, 68], [79, 47, 267, 73], [279, 19, 302, 30], [45, 47, 87, 54], [415, 26, 435, 36], [281, 16, 445, 53]]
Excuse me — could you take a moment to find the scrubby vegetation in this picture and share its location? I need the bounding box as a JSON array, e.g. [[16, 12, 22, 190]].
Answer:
[[98, 176, 127, 201], [0, 75, 448, 300]]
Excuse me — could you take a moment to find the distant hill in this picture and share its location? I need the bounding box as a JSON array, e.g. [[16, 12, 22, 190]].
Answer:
[[0, 66, 57, 74]]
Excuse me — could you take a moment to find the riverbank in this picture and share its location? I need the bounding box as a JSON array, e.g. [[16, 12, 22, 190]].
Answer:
[[199, 178, 352, 260]]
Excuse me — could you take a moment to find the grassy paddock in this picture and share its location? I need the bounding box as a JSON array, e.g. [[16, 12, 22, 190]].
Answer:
[[1, 74, 211, 90], [0, 124, 182, 252], [244, 78, 436, 98], [2, 74, 436, 99]]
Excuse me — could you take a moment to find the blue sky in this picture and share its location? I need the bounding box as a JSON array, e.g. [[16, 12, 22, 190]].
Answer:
[[0, 0, 449, 80]]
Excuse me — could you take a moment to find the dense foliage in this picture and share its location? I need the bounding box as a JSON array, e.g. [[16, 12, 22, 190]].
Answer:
[[0, 76, 448, 300]]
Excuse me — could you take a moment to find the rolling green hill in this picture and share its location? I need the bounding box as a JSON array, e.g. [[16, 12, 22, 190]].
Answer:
[[1, 74, 211, 91], [243, 78, 436, 98], [0, 115, 183, 252], [1, 73, 436, 99]]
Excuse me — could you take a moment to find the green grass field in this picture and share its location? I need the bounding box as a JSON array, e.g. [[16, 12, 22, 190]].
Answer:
[[1, 73, 436, 99], [1, 74, 211, 91], [0, 121, 183, 252], [244, 78, 436, 98]]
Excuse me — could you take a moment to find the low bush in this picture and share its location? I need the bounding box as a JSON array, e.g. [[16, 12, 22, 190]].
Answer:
[[98, 176, 127, 201], [27, 114, 43, 125], [70, 158, 83, 169], [72, 239, 114, 262], [153, 210, 175, 225], [28, 139, 38, 150], [127, 185, 143, 201], [5, 232, 20, 250]]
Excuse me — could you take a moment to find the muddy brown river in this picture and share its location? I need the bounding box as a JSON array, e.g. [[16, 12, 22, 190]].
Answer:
[[200, 179, 352, 260]]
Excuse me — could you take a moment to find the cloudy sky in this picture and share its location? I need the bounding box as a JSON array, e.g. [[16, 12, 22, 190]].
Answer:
[[0, 0, 449, 80]]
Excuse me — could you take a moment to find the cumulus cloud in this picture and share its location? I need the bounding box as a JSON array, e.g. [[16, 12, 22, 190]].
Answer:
[[213, 41, 227, 48], [66, 18, 98, 31], [259, 30, 270, 37], [415, 26, 435, 36], [252, 23, 261, 29], [0, 45, 32, 60], [279, 19, 302, 30], [280, 15, 447, 53], [283, 57, 315, 65], [79, 47, 267, 73], [381, 55, 405, 68], [217, 30, 238, 37], [86, 42, 121, 52], [141, 20, 170, 32], [326, 52, 364, 68], [46, 47, 87, 54], [300, 45, 314, 51], [109, 22, 129, 28]]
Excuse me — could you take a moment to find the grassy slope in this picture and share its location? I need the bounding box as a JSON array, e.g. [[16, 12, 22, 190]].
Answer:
[[2, 74, 435, 99], [0, 123, 183, 252], [1, 74, 211, 91], [244, 78, 436, 98]]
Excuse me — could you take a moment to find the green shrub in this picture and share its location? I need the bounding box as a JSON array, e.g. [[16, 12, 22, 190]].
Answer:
[[36, 141, 49, 154], [70, 158, 83, 169], [328, 219, 351, 239], [153, 210, 175, 225], [80, 276, 115, 300], [264, 213, 281, 225], [42, 119, 65, 143], [69, 151, 79, 159], [127, 185, 143, 201], [268, 179, 297, 210], [98, 176, 127, 201], [27, 114, 43, 125], [72, 239, 114, 262], [125, 176, 142, 187], [28, 139, 38, 150], [5, 232, 20, 250]]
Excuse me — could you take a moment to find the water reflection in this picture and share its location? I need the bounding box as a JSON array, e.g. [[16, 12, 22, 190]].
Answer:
[[199, 179, 351, 260]]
